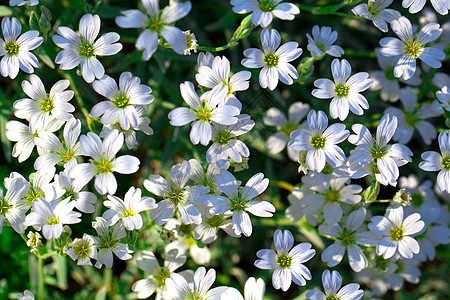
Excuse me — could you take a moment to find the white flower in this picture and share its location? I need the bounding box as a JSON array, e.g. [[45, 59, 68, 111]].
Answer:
[[370, 48, 422, 102], [221, 277, 266, 300], [348, 114, 413, 186], [53, 171, 97, 213], [306, 25, 344, 57], [193, 208, 239, 243], [53, 14, 122, 83], [419, 131, 450, 192], [312, 59, 372, 120], [210, 170, 275, 237], [33, 118, 82, 172], [17, 290, 34, 300], [352, 0, 402, 32], [144, 161, 208, 225], [264, 101, 310, 161], [25, 198, 81, 239], [255, 229, 315, 291], [305, 270, 364, 300], [103, 186, 157, 230], [368, 205, 425, 259], [132, 249, 188, 299], [0, 177, 29, 234], [319, 208, 375, 272], [183, 30, 198, 55], [13, 75, 74, 132], [168, 81, 240, 146], [403, 0, 449, 15], [242, 28, 302, 90], [165, 267, 228, 299], [92, 217, 133, 268], [207, 114, 255, 165], [288, 110, 349, 172], [196, 55, 251, 103], [437, 86, 450, 110], [115, 0, 192, 60], [91, 72, 154, 130], [230, 0, 300, 27], [198, 51, 214, 68], [188, 158, 229, 194], [379, 16, 444, 80], [10, 0, 38, 6], [99, 105, 154, 149], [0, 17, 43, 79], [68, 129, 140, 195], [65, 233, 98, 266], [385, 87, 442, 145]]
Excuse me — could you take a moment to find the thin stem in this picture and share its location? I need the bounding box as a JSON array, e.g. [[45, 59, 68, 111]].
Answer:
[[344, 49, 376, 58], [271, 180, 295, 192], [417, 66, 437, 100], [197, 45, 235, 52], [37, 256, 45, 300]]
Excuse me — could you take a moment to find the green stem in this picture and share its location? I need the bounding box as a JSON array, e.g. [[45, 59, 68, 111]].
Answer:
[[270, 180, 295, 192], [60, 71, 97, 132], [417, 66, 437, 100], [37, 256, 45, 300], [197, 44, 235, 52], [344, 49, 376, 57]]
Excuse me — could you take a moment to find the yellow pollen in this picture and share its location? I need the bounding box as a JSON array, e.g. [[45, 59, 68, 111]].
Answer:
[[404, 39, 423, 58], [123, 209, 135, 217], [5, 42, 19, 56], [335, 84, 349, 97], [277, 254, 292, 268], [40, 98, 54, 113], [442, 157, 450, 170], [48, 217, 59, 225], [258, 0, 276, 12], [79, 43, 95, 58], [390, 226, 404, 241], [310, 135, 326, 149], [264, 54, 279, 67]]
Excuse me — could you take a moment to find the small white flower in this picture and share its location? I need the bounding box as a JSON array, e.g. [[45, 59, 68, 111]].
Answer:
[[403, 0, 449, 15], [25, 198, 81, 239], [182, 30, 198, 55], [115, 0, 192, 60], [165, 267, 228, 299], [210, 170, 275, 237], [196, 55, 251, 103], [352, 0, 402, 32], [288, 110, 349, 173], [189, 159, 229, 194], [33, 118, 82, 172], [194, 208, 239, 243], [207, 114, 255, 165], [91, 72, 154, 130], [385, 87, 442, 145], [221, 277, 266, 300], [144, 161, 208, 225], [231, 0, 300, 28], [242, 28, 302, 90], [368, 205, 425, 259], [65, 233, 98, 266], [380, 16, 445, 80], [0, 177, 29, 234], [305, 269, 364, 300], [0, 17, 43, 79], [10, 0, 38, 6], [168, 81, 240, 146], [53, 171, 97, 213], [419, 131, 450, 192], [306, 25, 344, 57], [255, 229, 315, 291], [312, 59, 372, 120], [132, 249, 188, 299], [17, 290, 34, 300], [68, 129, 140, 195], [370, 48, 422, 102], [13, 75, 74, 132], [348, 114, 413, 186], [103, 186, 157, 230], [53, 14, 122, 83], [92, 217, 133, 268], [264, 101, 310, 161]]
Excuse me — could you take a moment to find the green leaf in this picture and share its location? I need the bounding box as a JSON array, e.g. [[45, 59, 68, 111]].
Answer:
[[40, 6, 52, 22], [0, 6, 12, 17], [38, 51, 55, 69], [70, 0, 87, 12], [29, 11, 39, 31]]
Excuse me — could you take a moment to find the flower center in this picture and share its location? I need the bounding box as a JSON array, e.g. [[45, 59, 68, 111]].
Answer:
[[195, 102, 213, 122], [316, 43, 325, 52], [338, 228, 355, 246], [370, 143, 387, 160], [101, 236, 118, 250], [404, 112, 418, 126], [214, 129, 232, 145], [310, 135, 326, 149], [0, 198, 10, 215], [206, 215, 224, 228], [324, 188, 340, 202], [281, 122, 297, 137], [258, 0, 276, 12], [390, 226, 404, 241], [92, 157, 113, 174], [384, 66, 397, 81], [326, 296, 340, 300], [230, 190, 248, 212], [155, 267, 171, 286], [277, 254, 292, 268], [24, 187, 45, 206], [58, 145, 76, 164], [404, 39, 423, 59], [40, 97, 55, 113], [5, 42, 19, 56], [113, 92, 130, 108], [62, 189, 77, 201], [48, 217, 59, 225], [264, 53, 279, 67], [79, 43, 95, 58], [74, 240, 92, 258], [123, 209, 135, 217], [442, 157, 450, 170], [167, 187, 188, 205], [375, 255, 389, 271], [148, 13, 165, 32], [335, 84, 349, 97]]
